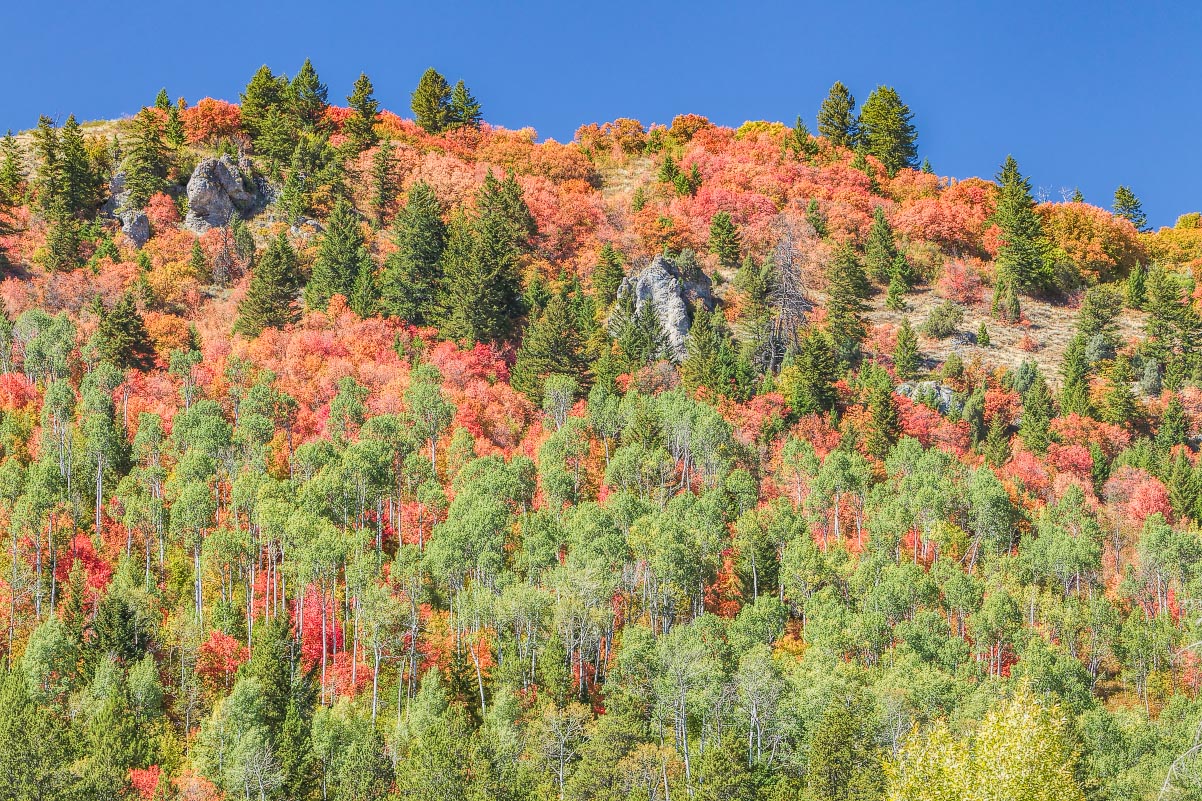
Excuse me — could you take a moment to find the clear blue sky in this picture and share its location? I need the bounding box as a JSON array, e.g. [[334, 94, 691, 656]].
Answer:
[[3, 1, 1199, 227]]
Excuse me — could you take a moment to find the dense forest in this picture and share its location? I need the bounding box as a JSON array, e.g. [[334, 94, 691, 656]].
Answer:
[[1, 61, 1202, 801]]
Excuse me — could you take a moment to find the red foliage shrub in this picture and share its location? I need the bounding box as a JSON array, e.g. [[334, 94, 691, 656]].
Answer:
[[182, 98, 242, 145]]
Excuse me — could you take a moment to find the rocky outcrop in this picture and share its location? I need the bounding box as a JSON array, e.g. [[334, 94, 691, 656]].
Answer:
[[118, 209, 150, 247], [184, 156, 255, 232], [896, 381, 957, 414], [612, 254, 714, 361]]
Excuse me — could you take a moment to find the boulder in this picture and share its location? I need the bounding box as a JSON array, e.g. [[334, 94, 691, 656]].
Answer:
[[184, 156, 255, 232], [118, 208, 150, 247], [612, 254, 714, 361], [896, 381, 957, 414]]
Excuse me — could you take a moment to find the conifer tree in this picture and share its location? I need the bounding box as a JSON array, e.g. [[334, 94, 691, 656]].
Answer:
[[448, 80, 482, 129], [154, 88, 171, 110], [306, 199, 374, 311], [240, 65, 288, 141], [438, 172, 533, 344], [994, 156, 1052, 291], [1019, 372, 1053, 454], [831, 241, 869, 298], [825, 250, 867, 368], [591, 243, 625, 308], [0, 131, 23, 204], [708, 211, 741, 271], [344, 73, 380, 151], [1126, 262, 1147, 308], [380, 181, 446, 325], [1059, 332, 1092, 417], [411, 68, 453, 134], [123, 108, 169, 209], [991, 272, 1022, 322], [370, 139, 396, 227], [59, 114, 97, 215], [858, 86, 918, 175], [806, 198, 828, 238], [92, 291, 156, 370], [681, 308, 723, 393], [791, 328, 838, 414], [976, 322, 991, 346], [235, 233, 302, 336], [894, 317, 918, 379], [41, 209, 81, 272], [984, 413, 1011, 466], [787, 116, 819, 159], [289, 58, 329, 130], [884, 271, 907, 311], [510, 291, 586, 403], [863, 205, 898, 282], [1102, 353, 1137, 427], [32, 115, 61, 213], [816, 81, 859, 148], [164, 104, 186, 148], [1113, 185, 1147, 231]]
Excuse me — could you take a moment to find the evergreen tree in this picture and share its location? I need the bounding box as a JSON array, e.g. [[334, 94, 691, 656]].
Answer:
[[894, 317, 918, 379], [305, 199, 374, 311], [791, 328, 838, 414], [991, 272, 1022, 322], [370, 138, 396, 227], [448, 80, 482, 129], [921, 158, 933, 174], [1019, 372, 1054, 454], [865, 371, 900, 459], [0, 131, 24, 204], [976, 321, 991, 346], [806, 198, 828, 238], [154, 88, 171, 110], [41, 208, 82, 272], [1059, 332, 1092, 417], [787, 115, 819, 159], [816, 81, 859, 148], [123, 108, 169, 209], [257, 107, 295, 173], [825, 249, 867, 368], [189, 239, 208, 281], [681, 308, 723, 393], [411, 68, 453, 134], [858, 85, 918, 175], [1157, 393, 1187, 452], [1101, 354, 1137, 427], [240, 65, 288, 142], [92, 291, 156, 370], [59, 114, 98, 215], [884, 271, 907, 311], [994, 156, 1052, 292], [806, 688, 884, 801], [510, 291, 586, 403], [437, 172, 534, 344], [1126, 262, 1147, 308], [591, 243, 625, 307], [164, 104, 186, 148], [863, 206, 898, 282], [235, 233, 302, 336], [708, 211, 741, 271], [32, 115, 61, 213], [984, 413, 1011, 466], [344, 73, 380, 151], [380, 181, 446, 325], [1113, 185, 1147, 231], [289, 58, 329, 130]]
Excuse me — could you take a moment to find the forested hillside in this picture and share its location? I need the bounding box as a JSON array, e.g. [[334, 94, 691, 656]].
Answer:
[[2, 62, 1202, 801]]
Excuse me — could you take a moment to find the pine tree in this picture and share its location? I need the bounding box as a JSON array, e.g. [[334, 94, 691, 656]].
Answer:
[[370, 139, 396, 227], [708, 211, 741, 271], [791, 328, 838, 414], [1102, 354, 1137, 427], [0, 131, 23, 204], [235, 233, 302, 336], [411, 68, 453, 134], [344, 73, 380, 151], [884, 271, 907, 310], [289, 58, 329, 130], [438, 172, 534, 344], [240, 65, 288, 141], [984, 413, 1011, 466], [380, 181, 446, 325], [448, 80, 482, 129], [59, 114, 97, 214], [164, 104, 186, 148], [894, 317, 918, 379], [858, 85, 918, 175], [976, 322, 991, 346], [994, 156, 1052, 292], [92, 291, 155, 370], [1019, 372, 1053, 454], [831, 241, 869, 298], [257, 107, 295, 173], [154, 88, 171, 110], [188, 239, 208, 281], [305, 199, 374, 311], [1071, 187, 1085, 202], [510, 291, 586, 403], [1157, 393, 1186, 452], [1059, 333, 1092, 417], [825, 250, 867, 368], [807, 688, 885, 801], [1113, 185, 1147, 231], [32, 115, 61, 213], [863, 206, 898, 282], [991, 271, 1021, 322], [123, 108, 169, 209], [592, 243, 625, 307], [816, 81, 859, 148], [921, 158, 933, 174], [864, 371, 900, 459], [787, 116, 819, 159], [41, 208, 81, 272], [806, 198, 828, 238], [681, 308, 723, 393], [1126, 262, 1147, 308]]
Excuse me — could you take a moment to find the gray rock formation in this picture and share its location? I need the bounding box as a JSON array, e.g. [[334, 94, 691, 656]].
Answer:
[[184, 156, 255, 232], [896, 381, 957, 414], [118, 209, 150, 247], [612, 254, 714, 361]]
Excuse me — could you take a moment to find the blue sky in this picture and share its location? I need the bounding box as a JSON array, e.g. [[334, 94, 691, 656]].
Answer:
[[3, 1, 1199, 227]]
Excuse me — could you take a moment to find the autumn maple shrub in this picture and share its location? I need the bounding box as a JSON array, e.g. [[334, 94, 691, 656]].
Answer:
[[181, 98, 242, 145], [935, 259, 985, 304]]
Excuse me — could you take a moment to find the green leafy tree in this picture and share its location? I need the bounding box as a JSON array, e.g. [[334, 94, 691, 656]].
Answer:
[[817, 81, 859, 148], [858, 85, 918, 175]]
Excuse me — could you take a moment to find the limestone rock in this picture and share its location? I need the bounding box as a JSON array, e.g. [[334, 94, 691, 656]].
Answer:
[[118, 208, 150, 247], [896, 381, 957, 414], [184, 156, 255, 232], [612, 254, 714, 361]]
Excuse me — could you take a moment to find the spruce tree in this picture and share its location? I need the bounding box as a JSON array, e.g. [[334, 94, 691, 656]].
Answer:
[[370, 139, 397, 227], [1102, 354, 1137, 427], [1019, 372, 1053, 454], [448, 80, 482, 129], [0, 131, 23, 204], [344, 73, 380, 151], [1126, 262, 1147, 308], [59, 114, 97, 215], [806, 198, 828, 238], [787, 116, 819, 159], [976, 322, 991, 346], [306, 199, 374, 311], [863, 205, 898, 282], [993, 156, 1052, 292], [592, 243, 625, 307], [154, 88, 171, 110], [235, 233, 302, 336], [41, 209, 81, 272], [510, 291, 586, 403], [681, 308, 723, 393], [884, 271, 907, 310], [412, 68, 453, 134], [240, 65, 288, 141], [123, 108, 169, 209], [816, 81, 859, 148], [792, 328, 838, 414], [189, 239, 208, 281], [258, 107, 295, 173], [894, 317, 918, 379], [831, 241, 869, 298], [708, 211, 741, 271], [825, 250, 867, 368], [1059, 332, 1092, 417], [984, 413, 1011, 466], [92, 291, 155, 370], [1113, 185, 1147, 231], [164, 104, 186, 149], [289, 58, 329, 130], [32, 115, 61, 213], [1157, 394, 1187, 452], [858, 86, 918, 175], [438, 172, 534, 344], [380, 181, 446, 325]]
